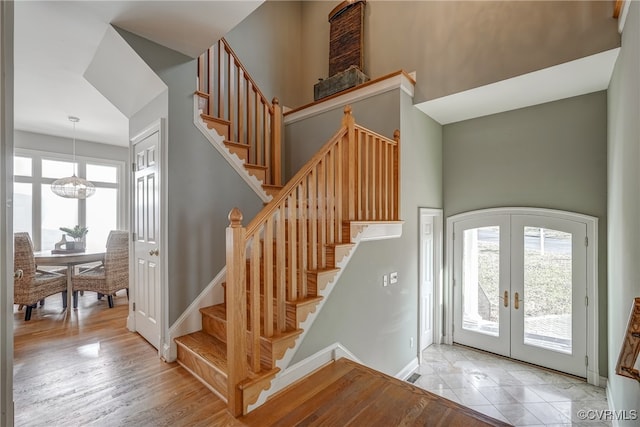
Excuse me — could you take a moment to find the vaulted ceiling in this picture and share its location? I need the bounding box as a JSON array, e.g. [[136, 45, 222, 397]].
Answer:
[[13, 1, 262, 146]]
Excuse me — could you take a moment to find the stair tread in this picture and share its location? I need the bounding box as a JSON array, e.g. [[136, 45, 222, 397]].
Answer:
[[325, 242, 355, 248], [175, 331, 228, 372], [244, 163, 268, 170], [200, 113, 230, 124], [307, 267, 341, 274], [202, 303, 305, 340], [224, 140, 249, 148]]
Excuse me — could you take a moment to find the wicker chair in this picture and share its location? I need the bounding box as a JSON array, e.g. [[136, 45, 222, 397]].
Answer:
[[72, 230, 129, 308], [14, 232, 67, 321]]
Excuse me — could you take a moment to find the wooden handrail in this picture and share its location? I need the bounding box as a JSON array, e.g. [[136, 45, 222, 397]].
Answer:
[[197, 38, 282, 186], [225, 106, 399, 415]]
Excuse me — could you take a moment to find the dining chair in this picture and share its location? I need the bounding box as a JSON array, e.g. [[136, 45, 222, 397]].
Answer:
[[72, 230, 129, 308], [14, 232, 67, 321]]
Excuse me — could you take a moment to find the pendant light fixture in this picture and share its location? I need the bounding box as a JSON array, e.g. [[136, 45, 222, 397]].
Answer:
[[51, 116, 96, 199]]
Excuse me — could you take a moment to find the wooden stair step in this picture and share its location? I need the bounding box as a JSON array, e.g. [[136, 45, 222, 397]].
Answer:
[[307, 268, 341, 295], [175, 331, 228, 400], [244, 163, 268, 182], [201, 303, 304, 369], [262, 184, 283, 198], [223, 140, 250, 161], [325, 243, 356, 267], [200, 113, 231, 140], [201, 304, 304, 344]]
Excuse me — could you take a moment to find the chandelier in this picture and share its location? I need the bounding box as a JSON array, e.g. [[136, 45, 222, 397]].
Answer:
[[51, 116, 96, 199]]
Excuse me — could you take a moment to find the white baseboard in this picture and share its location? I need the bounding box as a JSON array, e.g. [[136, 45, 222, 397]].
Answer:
[[599, 376, 608, 389], [162, 267, 226, 362], [396, 357, 419, 381], [248, 342, 361, 412], [606, 384, 618, 427]]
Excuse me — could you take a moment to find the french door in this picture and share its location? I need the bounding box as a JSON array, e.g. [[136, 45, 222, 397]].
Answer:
[[452, 211, 588, 377]]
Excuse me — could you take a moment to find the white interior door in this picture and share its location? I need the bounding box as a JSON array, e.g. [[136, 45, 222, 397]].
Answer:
[[453, 212, 588, 377], [420, 213, 434, 351], [132, 125, 162, 349]]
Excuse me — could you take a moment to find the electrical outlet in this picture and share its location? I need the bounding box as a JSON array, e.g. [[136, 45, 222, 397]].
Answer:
[[383, 274, 388, 287], [390, 272, 398, 284]]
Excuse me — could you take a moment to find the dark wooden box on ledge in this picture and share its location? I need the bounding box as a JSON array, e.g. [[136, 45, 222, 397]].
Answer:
[[314, 66, 370, 101]]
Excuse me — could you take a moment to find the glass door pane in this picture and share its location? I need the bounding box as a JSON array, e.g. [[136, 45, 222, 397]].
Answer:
[[462, 226, 501, 336], [523, 227, 572, 354]]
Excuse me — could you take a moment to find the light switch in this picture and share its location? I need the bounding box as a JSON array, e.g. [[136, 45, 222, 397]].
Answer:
[[390, 272, 398, 284], [383, 275, 388, 287]]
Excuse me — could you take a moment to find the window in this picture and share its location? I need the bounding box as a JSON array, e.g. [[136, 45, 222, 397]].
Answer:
[[13, 151, 124, 251]]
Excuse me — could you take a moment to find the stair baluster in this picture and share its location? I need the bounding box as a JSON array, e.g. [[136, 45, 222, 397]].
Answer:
[[222, 106, 400, 416]]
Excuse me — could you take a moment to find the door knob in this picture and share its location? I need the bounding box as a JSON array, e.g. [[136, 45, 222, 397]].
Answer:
[[514, 292, 521, 310], [14, 269, 23, 279], [149, 248, 159, 256], [503, 290, 509, 307]]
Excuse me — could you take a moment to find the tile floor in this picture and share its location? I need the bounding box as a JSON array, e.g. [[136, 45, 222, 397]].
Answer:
[[414, 344, 611, 426]]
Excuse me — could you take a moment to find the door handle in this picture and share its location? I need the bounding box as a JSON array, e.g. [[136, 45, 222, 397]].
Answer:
[[14, 269, 23, 279], [503, 290, 509, 307], [149, 249, 159, 256], [514, 292, 520, 310]]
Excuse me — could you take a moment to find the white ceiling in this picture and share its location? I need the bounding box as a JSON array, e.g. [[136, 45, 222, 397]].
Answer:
[[13, 0, 262, 147], [415, 48, 621, 125]]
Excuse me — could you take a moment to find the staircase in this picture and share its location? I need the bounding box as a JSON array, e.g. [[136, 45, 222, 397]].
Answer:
[[176, 39, 401, 417], [195, 38, 283, 199]]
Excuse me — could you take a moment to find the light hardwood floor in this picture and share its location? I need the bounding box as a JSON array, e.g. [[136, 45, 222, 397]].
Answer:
[[13, 292, 509, 426], [13, 291, 239, 427]]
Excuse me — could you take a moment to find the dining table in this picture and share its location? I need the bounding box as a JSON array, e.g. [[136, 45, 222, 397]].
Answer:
[[34, 248, 106, 311]]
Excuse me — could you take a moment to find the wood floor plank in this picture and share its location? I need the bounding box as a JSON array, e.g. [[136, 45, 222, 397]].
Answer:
[[14, 292, 510, 427]]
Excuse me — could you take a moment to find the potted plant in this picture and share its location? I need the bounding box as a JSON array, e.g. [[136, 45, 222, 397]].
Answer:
[[59, 225, 89, 250]]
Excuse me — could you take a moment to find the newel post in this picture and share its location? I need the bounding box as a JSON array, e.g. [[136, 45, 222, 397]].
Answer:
[[393, 129, 401, 220], [342, 105, 356, 221], [271, 97, 282, 186], [226, 208, 247, 416]]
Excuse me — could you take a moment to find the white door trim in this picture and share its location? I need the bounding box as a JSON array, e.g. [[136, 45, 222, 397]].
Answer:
[[445, 207, 599, 385], [128, 118, 167, 356], [419, 208, 443, 362], [1, 2, 14, 422]]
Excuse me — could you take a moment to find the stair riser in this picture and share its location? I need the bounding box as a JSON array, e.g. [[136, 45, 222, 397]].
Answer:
[[176, 343, 228, 398], [202, 313, 276, 369], [306, 270, 338, 296], [225, 143, 249, 161], [201, 116, 230, 140], [326, 245, 354, 268], [245, 167, 266, 182]]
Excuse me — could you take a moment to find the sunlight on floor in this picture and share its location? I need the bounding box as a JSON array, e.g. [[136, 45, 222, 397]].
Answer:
[[415, 344, 610, 426]]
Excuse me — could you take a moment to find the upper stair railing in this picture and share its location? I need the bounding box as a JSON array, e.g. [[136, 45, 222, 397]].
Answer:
[[225, 106, 400, 415], [196, 38, 282, 186]]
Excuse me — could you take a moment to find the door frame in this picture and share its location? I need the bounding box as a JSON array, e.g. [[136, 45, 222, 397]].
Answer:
[[128, 118, 167, 357], [1, 2, 14, 423], [445, 207, 599, 385], [419, 208, 443, 362]]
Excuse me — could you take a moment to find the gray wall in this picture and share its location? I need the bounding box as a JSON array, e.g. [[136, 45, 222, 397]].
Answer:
[[118, 29, 264, 325], [443, 91, 608, 376], [288, 89, 442, 375], [224, 1, 304, 109], [607, 1, 640, 418], [299, 1, 619, 104]]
